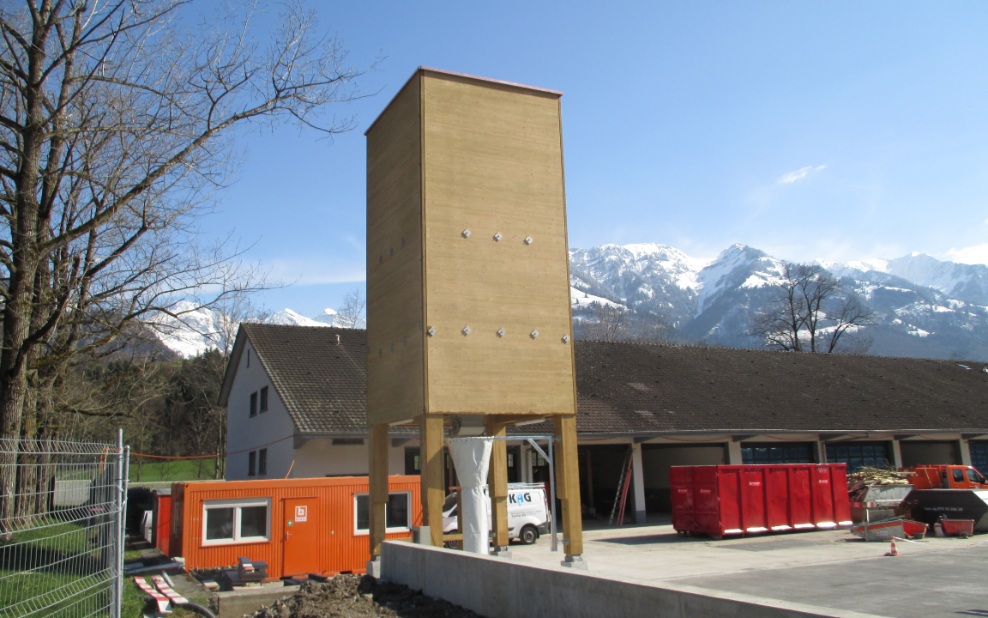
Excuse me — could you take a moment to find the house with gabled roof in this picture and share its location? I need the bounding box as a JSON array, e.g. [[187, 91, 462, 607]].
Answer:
[[220, 323, 988, 523]]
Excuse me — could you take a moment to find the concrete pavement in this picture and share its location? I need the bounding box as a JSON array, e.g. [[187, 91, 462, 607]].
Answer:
[[505, 520, 988, 617]]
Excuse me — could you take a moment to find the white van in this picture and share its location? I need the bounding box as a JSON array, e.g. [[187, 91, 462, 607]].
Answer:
[[442, 482, 550, 545]]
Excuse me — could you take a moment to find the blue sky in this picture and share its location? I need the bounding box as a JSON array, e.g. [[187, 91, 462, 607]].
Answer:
[[213, 2, 988, 317]]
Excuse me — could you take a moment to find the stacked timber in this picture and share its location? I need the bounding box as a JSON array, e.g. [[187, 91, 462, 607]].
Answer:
[[847, 467, 911, 503]]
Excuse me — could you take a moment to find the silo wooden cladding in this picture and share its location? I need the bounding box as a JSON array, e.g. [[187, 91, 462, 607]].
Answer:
[[366, 68, 577, 426]]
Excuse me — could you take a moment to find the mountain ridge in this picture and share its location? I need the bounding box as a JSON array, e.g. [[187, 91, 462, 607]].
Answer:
[[148, 244, 988, 362]]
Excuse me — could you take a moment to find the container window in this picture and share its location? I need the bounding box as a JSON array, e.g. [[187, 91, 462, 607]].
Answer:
[[353, 492, 411, 535], [202, 498, 270, 545]]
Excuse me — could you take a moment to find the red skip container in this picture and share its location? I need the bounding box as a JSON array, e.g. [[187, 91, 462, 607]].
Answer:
[[671, 464, 853, 539]]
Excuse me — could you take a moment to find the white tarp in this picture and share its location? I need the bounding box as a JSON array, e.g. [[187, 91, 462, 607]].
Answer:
[[447, 437, 493, 554]]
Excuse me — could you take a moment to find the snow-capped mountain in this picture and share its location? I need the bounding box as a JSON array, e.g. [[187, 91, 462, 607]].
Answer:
[[149, 303, 349, 358], [570, 244, 988, 361], [148, 244, 988, 362]]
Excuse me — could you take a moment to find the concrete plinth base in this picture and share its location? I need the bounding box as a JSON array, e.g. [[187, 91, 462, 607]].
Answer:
[[561, 554, 588, 570], [413, 526, 431, 545], [490, 546, 512, 559], [366, 558, 381, 579]]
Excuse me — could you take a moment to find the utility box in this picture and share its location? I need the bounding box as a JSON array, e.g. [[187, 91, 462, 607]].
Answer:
[[671, 464, 852, 538], [365, 67, 576, 426]]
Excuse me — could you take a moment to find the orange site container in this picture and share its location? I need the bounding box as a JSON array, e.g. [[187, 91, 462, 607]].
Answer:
[[169, 475, 422, 579], [671, 464, 852, 538], [152, 489, 172, 556]]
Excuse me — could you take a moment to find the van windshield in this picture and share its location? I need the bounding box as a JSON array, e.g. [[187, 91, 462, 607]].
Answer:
[[443, 493, 458, 512]]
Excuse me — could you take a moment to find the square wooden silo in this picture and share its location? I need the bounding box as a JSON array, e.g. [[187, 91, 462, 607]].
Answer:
[[366, 68, 576, 426]]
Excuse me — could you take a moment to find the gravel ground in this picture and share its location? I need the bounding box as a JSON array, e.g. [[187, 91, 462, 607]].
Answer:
[[245, 575, 483, 618]]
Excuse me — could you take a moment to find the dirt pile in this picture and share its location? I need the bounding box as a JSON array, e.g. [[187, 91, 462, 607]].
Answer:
[[246, 575, 483, 618]]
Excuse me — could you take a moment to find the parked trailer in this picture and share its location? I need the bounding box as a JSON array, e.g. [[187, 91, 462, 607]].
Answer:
[[169, 475, 422, 580], [671, 464, 852, 539], [900, 488, 988, 534]]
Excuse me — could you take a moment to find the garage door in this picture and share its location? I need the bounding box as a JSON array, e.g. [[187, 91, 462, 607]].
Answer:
[[642, 444, 726, 513]]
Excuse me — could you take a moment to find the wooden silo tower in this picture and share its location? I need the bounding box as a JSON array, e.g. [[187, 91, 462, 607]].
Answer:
[[365, 68, 583, 565]]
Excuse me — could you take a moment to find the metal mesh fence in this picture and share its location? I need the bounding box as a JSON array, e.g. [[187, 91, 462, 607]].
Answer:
[[0, 435, 128, 618]]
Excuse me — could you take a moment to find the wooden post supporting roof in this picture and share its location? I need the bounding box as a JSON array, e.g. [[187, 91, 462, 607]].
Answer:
[[366, 68, 582, 560], [421, 415, 445, 548], [368, 423, 389, 560], [487, 419, 509, 550], [554, 414, 584, 561]]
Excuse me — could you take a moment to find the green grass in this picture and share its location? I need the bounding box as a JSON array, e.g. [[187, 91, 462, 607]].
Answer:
[[129, 458, 224, 483]]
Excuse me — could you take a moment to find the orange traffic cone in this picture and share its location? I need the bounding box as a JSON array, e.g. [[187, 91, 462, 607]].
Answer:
[[885, 538, 899, 557]]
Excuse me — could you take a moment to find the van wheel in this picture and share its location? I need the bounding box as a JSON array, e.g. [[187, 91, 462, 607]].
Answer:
[[520, 525, 538, 545]]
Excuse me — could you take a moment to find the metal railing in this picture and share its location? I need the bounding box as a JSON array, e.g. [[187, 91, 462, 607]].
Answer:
[[1, 432, 128, 618]]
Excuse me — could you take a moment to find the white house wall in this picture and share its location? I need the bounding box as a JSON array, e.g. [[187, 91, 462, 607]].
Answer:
[[290, 438, 412, 478], [225, 340, 297, 481]]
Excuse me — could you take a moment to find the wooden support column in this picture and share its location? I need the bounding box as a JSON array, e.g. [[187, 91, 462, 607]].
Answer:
[[486, 418, 509, 549], [421, 414, 446, 547], [553, 414, 584, 561], [368, 423, 389, 559]]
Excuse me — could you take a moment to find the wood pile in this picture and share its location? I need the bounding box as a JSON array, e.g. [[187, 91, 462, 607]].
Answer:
[[847, 466, 912, 501]]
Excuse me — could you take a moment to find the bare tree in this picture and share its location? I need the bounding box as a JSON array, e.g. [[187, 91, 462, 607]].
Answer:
[[213, 295, 271, 357], [0, 0, 365, 527], [336, 287, 365, 329], [585, 303, 630, 342], [751, 262, 874, 353]]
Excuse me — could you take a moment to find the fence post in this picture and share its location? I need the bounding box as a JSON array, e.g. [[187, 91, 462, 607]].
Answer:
[[111, 429, 129, 618]]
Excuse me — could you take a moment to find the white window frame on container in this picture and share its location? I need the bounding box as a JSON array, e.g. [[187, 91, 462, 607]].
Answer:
[[353, 492, 411, 536], [202, 498, 271, 546]]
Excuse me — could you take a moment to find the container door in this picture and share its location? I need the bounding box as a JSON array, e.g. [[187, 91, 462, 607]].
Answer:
[[695, 466, 727, 536], [811, 467, 836, 528], [741, 467, 767, 533], [764, 467, 791, 531], [713, 467, 741, 536], [669, 467, 695, 532], [789, 466, 813, 528], [283, 497, 319, 576], [830, 465, 852, 525]]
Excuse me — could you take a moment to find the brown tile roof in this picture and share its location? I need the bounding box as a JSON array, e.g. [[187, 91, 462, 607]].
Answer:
[[225, 326, 988, 437], [240, 324, 368, 435], [574, 341, 988, 435]]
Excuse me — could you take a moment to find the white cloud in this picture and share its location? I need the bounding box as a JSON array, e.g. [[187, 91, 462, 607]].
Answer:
[[265, 258, 365, 286], [943, 243, 988, 266], [777, 164, 827, 185]]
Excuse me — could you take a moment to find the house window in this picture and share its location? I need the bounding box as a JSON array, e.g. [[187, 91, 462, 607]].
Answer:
[[354, 492, 411, 534], [202, 498, 270, 545], [741, 442, 814, 464], [249, 392, 258, 417], [248, 451, 256, 477], [258, 448, 267, 476], [826, 442, 890, 473], [259, 386, 268, 413]]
